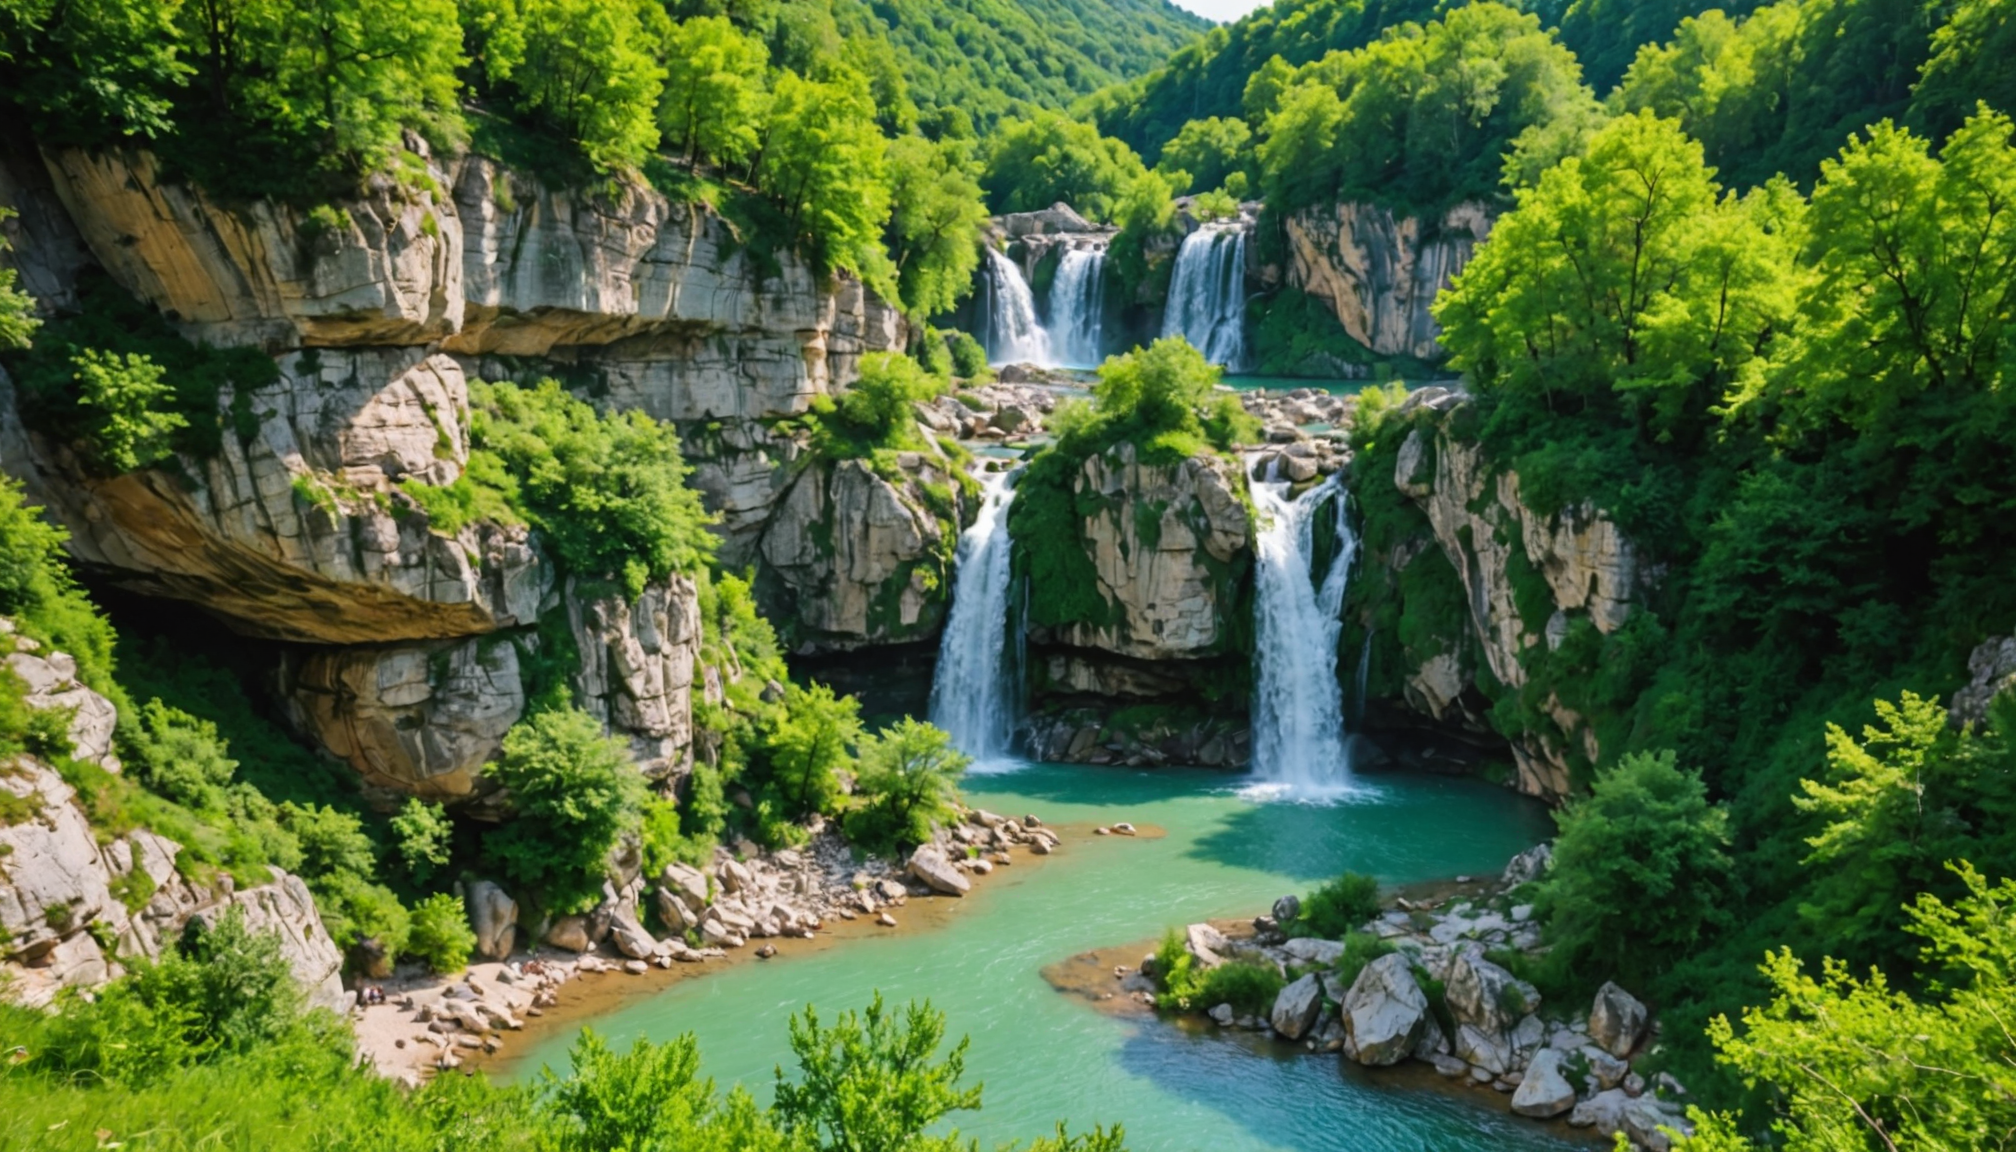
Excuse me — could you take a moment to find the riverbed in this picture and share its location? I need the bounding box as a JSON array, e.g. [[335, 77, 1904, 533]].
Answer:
[[504, 762, 1576, 1151]]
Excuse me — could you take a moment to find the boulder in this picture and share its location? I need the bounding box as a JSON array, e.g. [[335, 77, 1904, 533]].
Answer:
[[906, 846, 971, 897], [1280, 936, 1345, 966], [1207, 1003, 1235, 1027], [1341, 953, 1430, 1066], [1501, 843, 1553, 887], [1455, 1022, 1514, 1076], [466, 880, 518, 960], [545, 916, 593, 953], [1445, 950, 1540, 1034], [1510, 1049, 1577, 1119], [1269, 973, 1324, 1040], [7, 645, 118, 767], [1184, 922, 1231, 968], [608, 911, 658, 960], [654, 886, 699, 931], [661, 862, 711, 908], [1590, 981, 1649, 1058], [1272, 894, 1301, 923]]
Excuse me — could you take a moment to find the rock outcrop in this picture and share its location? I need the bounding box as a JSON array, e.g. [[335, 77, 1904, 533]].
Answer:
[[1, 756, 344, 1009], [567, 576, 704, 782], [759, 453, 969, 653], [1280, 201, 1494, 362], [1386, 397, 1643, 800], [1037, 442, 1251, 664], [1342, 951, 1432, 1065]]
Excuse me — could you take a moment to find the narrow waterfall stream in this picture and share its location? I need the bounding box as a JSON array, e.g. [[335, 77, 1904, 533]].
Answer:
[[1247, 468, 1361, 798], [1048, 247, 1107, 368], [928, 470, 1018, 766], [1162, 225, 1250, 367], [978, 248, 1051, 366]]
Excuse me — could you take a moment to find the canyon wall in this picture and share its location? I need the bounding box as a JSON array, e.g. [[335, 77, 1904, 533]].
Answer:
[[1277, 201, 1495, 363], [0, 136, 921, 803]]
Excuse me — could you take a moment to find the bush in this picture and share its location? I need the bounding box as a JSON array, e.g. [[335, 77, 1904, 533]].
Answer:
[[390, 798, 453, 885], [1539, 750, 1736, 982], [483, 707, 647, 913], [813, 352, 945, 456], [406, 892, 476, 974], [1194, 961, 1286, 1017], [842, 718, 968, 854], [1287, 872, 1381, 939], [948, 330, 990, 380], [128, 700, 237, 811], [1333, 931, 1396, 990]]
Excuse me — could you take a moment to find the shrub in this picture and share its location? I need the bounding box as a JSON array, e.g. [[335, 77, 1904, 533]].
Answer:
[[757, 682, 862, 821], [389, 798, 453, 885], [773, 993, 983, 1152], [1194, 960, 1287, 1017], [948, 330, 990, 380], [1287, 872, 1381, 939], [406, 892, 476, 974], [1539, 750, 1735, 982], [68, 349, 186, 474], [1333, 931, 1396, 990], [129, 700, 237, 811], [842, 718, 968, 854], [813, 352, 945, 456], [483, 707, 647, 913]]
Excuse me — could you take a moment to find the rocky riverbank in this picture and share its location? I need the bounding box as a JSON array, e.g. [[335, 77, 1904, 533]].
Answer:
[[351, 806, 1064, 1082], [1093, 845, 1694, 1151]]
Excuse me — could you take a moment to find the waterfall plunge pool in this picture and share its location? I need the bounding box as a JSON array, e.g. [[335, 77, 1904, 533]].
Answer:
[[502, 761, 1577, 1152]]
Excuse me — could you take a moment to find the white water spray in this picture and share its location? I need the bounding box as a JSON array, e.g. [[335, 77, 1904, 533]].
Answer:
[[1246, 468, 1362, 799], [978, 248, 1051, 366], [1162, 226, 1250, 368], [1048, 247, 1108, 369], [929, 470, 1019, 768]]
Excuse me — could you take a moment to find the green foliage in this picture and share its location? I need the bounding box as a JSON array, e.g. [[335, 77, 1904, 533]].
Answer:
[[457, 378, 717, 596], [8, 272, 278, 465], [389, 797, 452, 885], [64, 349, 185, 475], [886, 135, 989, 319], [980, 111, 1153, 221], [1333, 930, 1395, 990], [760, 681, 862, 821], [659, 15, 769, 168], [774, 992, 984, 1152], [464, 0, 666, 173], [1154, 945, 1284, 1016], [842, 717, 968, 854], [947, 330, 989, 380], [1083, 0, 1441, 163], [1687, 862, 2016, 1151], [483, 706, 647, 913], [1287, 871, 1381, 939], [129, 700, 237, 811], [1251, 3, 1600, 214], [1153, 116, 1251, 196], [813, 351, 945, 455], [1541, 751, 1736, 985], [755, 67, 894, 286], [406, 892, 476, 974]]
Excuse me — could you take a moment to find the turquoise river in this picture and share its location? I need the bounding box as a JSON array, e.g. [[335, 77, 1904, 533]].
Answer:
[[507, 761, 1585, 1151]]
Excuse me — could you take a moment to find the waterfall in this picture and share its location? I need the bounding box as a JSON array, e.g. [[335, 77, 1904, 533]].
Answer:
[[929, 470, 1019, 767], [1247, 468, 1362, 799], [1048, 247, 1107, 369], [978, 248, 1051, 366], [1353, 629, 1374, 727], [1161, 226, 1250, 368]]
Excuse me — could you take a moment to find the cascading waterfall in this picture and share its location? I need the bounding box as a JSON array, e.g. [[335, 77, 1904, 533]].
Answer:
[[1162, 225, 1250, 368], [1353, 630, 1375, 727], [1047, 246, 1108, 369], [978, 248, 1051, 366], [1247, 467, 1362, 798], [928, 470, 1019, 767]]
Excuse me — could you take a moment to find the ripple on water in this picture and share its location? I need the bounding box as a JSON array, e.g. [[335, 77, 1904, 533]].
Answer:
[[507, 762, 1580, 1152]]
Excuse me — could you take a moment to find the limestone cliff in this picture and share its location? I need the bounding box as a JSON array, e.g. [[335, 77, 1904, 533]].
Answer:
[[0, 135, 912, 800], [1377, 393, 1643, 800], [1016, 441, 1254, 735], [759, 452, 971, 654], [1, 632, 344, 1009], [1280, 202, 1495, 362]]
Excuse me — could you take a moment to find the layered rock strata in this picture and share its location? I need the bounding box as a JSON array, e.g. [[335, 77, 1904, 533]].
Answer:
[[1278, 201, 1495, 362]]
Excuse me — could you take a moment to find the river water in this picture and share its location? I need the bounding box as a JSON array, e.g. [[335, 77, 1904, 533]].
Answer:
[[508, 762, 1574, 1151]]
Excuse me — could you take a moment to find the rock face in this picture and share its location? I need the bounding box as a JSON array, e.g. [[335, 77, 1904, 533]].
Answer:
[[1590, 981, 1649, 1058], [1, 756, 344, 1010], [284, 636, 525, 801], [1270, 972, 1324, 1040], [1952, 632, 2016, 727], [1050, 442, 1250, 662], [1389, 404, 1643, 800], [5, 634, 118, 767], [1342, 952, 1432, 1065], [760, 453, 967, 653], [567, 576, 704, 782], [1280, 201, 1494, 361]]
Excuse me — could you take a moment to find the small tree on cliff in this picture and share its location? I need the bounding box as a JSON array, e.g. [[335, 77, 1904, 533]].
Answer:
[[484, 707, 646, 914]]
